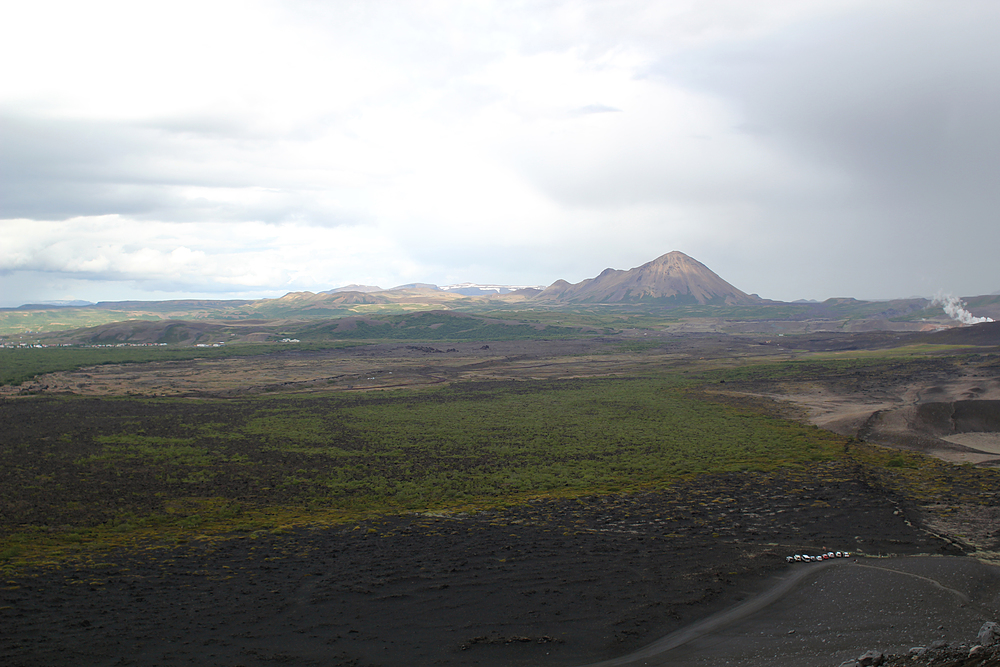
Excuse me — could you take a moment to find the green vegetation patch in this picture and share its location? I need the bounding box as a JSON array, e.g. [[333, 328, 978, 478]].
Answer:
[[83, 436, 214, 466], [0, 377, 848, 566], [334, 379, 841, 496]]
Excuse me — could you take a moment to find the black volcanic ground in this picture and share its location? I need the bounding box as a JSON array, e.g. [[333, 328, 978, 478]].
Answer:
[[2, 462, 963, 667]]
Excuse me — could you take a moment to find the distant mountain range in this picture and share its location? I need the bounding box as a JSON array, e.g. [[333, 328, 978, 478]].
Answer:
[[4, 251, 999, 338], [324, 282, 548, 297], [321, 251, 754, 304]]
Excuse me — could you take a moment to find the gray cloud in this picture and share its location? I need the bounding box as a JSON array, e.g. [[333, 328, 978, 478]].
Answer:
[[2, 1, 998, 304], [665, 6, 1000, 208], [1, 113, 241, 218], [624, 3, 1000, 298], [0, 111, 369, 225]]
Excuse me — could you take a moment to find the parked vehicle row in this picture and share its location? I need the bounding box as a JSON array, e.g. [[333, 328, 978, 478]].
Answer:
[[785, 551, 851, 563]]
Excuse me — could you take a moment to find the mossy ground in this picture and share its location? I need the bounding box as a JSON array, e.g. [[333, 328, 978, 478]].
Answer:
[[3, 341, 999, 573], [0, 375, 853, 569]]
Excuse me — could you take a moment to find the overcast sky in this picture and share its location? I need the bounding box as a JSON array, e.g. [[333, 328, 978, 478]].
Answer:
[[2, 0, 998, 307]]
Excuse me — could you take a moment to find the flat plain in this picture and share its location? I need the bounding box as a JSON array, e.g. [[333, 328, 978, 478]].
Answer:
[[3, 325, 1000, 666]]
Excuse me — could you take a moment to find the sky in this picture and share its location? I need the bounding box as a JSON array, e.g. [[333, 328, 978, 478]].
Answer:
[[2, 0, 999, 307]]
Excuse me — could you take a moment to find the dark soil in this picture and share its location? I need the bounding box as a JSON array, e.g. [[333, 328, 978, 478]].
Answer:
[[1, 463, 959, 667]]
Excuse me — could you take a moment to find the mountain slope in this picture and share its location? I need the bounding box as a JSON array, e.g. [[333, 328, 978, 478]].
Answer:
[[535, 251, 761, 305]]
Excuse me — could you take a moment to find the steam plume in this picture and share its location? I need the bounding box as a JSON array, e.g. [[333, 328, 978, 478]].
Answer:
[[932, 294, 994, 325]]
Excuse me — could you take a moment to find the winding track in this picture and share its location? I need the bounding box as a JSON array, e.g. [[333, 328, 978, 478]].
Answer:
[[577, 560, 842, 667], [577, 557, 989, 667]]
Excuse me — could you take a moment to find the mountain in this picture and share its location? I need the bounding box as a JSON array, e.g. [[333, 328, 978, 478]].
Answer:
[[15, 300, 95, 309], [324, 282, 548, 297], [89, 299, 256, 312], [14, 251, 996, 339], [534, 251, 762, 305]]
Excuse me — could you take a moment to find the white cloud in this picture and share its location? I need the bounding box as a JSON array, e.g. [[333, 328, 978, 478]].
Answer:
[[0, 216, 410, 295]]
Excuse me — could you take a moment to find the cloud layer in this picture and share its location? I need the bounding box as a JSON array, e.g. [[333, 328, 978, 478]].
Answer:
[[2, 0, 998, 306]]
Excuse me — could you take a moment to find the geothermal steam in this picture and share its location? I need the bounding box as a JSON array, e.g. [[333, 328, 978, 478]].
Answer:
[[933, 294, 995, 325]]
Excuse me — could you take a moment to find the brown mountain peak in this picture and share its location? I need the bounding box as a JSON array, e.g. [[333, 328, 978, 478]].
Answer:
[[537, 251, 758, 305]]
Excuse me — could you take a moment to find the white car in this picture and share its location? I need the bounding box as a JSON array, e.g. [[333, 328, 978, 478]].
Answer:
[[791, 550, 852, 563]]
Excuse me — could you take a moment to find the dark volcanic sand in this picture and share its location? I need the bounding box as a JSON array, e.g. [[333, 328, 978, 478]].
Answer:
[[596, 557, 1000, 667], [0, 464, 970, 667]]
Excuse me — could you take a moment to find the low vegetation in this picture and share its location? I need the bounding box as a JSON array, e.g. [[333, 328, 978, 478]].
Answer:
[[289, 311, 605, 340], [3, 339, 998, 573], [0, 376, 849, 568]]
